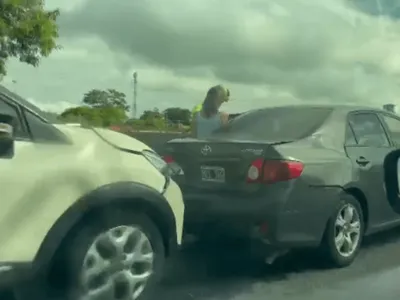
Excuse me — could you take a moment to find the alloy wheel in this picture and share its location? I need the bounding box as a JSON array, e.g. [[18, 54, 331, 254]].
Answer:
[[334, 204, 361, 257], [78, 225, 154, 300]]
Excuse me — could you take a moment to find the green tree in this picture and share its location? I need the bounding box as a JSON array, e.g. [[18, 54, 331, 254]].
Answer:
[[0, 0, 60, 76], [82, 89, 109, 108], [107, 89, 129, 111], [60, 88, 130, 127], [98, 106, 127, 127], [60, 106, 103, 126], [139, 108, 165, 129], [139, 108, 163, 121], [83, 89, 129, 112], [163, 107, 191, 125]]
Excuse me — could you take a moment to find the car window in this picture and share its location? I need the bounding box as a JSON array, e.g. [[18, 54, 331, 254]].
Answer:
[[24, 109, 71, 144], [348, 113, 389, 147], [381, 115, 400, 146], [345, 123, 357, 145], [0, 99, 29, 139], [213, 107, 333, 141]]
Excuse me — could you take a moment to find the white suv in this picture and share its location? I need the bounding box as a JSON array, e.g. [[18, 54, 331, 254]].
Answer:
[[0, 86, 184, 300]]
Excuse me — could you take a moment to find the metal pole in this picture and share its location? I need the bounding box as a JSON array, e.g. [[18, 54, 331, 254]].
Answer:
[[133, 72, 138, 119]]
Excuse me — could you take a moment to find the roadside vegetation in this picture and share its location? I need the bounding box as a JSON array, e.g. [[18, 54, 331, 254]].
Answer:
[[53, 88, 192, 133]]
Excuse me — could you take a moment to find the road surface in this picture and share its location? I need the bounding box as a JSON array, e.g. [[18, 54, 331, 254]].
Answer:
[[154, 228, 400, 300], [1, 225, 400, 300]]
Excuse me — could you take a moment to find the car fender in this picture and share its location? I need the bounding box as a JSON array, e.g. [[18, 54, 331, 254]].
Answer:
[[308, 181, 368, 230], [341, 181, 365, 192], [0, 163, 166, 264], [32, 181, 176, 273]]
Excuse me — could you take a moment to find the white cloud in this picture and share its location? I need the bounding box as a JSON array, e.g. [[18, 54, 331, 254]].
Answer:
[[27, 98, 75, 113], [45, 0, 87, 12], [3, 0, 400, 115]]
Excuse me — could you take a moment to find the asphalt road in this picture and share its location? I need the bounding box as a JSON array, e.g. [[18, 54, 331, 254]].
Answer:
[[153, 228, 400, 300], [2, 228, 400, 300], [2, 224, 400, 300]]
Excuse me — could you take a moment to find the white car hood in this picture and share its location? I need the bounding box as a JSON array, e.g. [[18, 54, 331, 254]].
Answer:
[[55, 124, 152, 152], [92, 127, 151, 152]]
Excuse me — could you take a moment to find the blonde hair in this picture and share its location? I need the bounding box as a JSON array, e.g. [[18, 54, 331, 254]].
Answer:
[[202, 85, 229, 117]]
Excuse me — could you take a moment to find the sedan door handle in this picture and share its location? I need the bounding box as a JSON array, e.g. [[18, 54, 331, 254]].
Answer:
[[356, 156, 370, 166]]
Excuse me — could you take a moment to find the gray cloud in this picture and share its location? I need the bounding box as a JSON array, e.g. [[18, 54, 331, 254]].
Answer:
[[4, 0, 400, 115], [353, 0, 400, 18], [57, 0, 400, 105]]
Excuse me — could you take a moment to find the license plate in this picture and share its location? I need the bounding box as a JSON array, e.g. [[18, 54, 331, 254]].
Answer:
[[200, 166, 225, 182]]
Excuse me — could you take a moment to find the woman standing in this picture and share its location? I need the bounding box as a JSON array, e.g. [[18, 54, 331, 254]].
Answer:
[[191, 85, 230, 138]]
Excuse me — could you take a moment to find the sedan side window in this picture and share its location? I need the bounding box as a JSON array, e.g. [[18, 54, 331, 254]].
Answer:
[[381, 115, 400, 146], [348, 113, 389, 147], [0, 99, 29, 139], [345, 123, 357, 145]]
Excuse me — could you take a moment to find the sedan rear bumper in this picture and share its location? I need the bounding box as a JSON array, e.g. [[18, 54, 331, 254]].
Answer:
[[183, 183, 341, 248]]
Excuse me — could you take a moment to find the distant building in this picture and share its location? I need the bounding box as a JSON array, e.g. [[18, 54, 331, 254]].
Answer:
[[383, 104, 397, 114]]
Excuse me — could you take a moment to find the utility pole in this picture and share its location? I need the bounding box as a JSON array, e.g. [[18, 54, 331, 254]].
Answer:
[[132, 72, 138, 119]]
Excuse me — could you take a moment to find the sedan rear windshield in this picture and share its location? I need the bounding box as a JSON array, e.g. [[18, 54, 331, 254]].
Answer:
[[212, 106, 333, 141]]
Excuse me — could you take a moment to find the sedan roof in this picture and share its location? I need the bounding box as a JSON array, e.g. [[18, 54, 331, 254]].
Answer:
[[237, 104, 394, 116]]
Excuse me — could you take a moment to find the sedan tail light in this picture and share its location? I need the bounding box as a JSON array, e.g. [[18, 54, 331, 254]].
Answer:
[[247, 159, 303, 184]]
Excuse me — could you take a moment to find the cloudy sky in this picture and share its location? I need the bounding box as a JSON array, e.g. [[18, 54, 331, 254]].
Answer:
[[3, 0, 400, 115]]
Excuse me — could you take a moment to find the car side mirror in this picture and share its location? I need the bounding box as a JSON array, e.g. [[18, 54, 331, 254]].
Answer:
[[0, 113, 15, 159]]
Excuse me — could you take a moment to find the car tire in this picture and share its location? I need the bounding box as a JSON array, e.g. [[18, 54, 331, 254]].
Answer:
[[14, 209, 166, 300], [320, 194, 364, 268]]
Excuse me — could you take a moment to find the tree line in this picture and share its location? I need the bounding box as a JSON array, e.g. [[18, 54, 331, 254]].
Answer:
[[56, 88, 192, 130]]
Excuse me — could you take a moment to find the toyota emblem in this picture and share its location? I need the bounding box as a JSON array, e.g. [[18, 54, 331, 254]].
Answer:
[[201, 145, 212, 155]]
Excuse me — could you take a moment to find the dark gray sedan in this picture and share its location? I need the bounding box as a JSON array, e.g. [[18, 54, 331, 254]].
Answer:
[[163, 104, 400, 267]]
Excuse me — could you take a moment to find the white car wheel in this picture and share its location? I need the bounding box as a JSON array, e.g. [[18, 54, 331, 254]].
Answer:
[[13, 211, 166, 300], [78, 225, 155, 300]]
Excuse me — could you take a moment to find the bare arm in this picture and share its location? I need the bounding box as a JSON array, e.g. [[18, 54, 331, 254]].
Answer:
[[220, 111, 229, 127]]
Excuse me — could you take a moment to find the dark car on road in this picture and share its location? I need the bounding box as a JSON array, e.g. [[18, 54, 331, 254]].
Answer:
[[163, 104, 400, 267]]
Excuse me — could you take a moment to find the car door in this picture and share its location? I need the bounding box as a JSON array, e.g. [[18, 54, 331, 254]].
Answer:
[[345, 112, 397, 226], [377, 113, 400, 211], [0, 97, 41, 250], [379, 113, 400, 148], [0, 96, 76, 262]]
